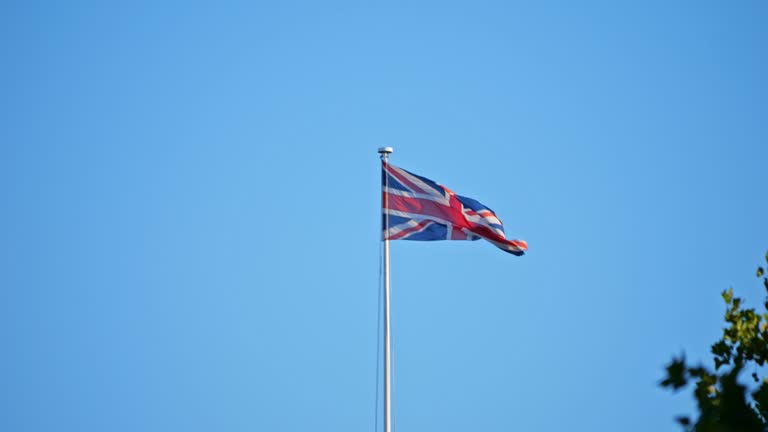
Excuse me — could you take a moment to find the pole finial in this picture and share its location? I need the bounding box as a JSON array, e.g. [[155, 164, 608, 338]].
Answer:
[[378, 147, 394, 155]]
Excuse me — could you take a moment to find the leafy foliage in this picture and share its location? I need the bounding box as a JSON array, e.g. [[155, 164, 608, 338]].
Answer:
[[661, 251, 768, 432]]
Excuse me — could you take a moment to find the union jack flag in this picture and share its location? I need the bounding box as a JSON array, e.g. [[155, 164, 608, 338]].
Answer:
[[382, 162, 528, 256]]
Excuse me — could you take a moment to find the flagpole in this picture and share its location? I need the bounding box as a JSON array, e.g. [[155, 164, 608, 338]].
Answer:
[[378, 146, 393, 432]]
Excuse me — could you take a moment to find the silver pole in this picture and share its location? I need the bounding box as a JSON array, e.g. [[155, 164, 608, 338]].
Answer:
[[378, 146, 394, 432]]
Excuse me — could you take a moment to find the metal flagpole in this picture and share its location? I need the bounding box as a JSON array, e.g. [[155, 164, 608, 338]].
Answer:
[[378, 146, 393, 432]]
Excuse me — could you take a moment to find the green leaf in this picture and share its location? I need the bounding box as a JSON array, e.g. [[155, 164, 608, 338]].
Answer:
[[753, 382, 768, 421], [712, 340, 730, 355], [723, 288, 734, 305], [759, 267, 765, 278], [733, 298, 742, 310], [712, 340, 732, 370], [715, 357, 728, 370], [661, 357, 688, 390]]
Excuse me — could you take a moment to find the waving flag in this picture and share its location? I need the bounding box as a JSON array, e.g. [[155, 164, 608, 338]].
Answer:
[[382, 162, 528, 256]]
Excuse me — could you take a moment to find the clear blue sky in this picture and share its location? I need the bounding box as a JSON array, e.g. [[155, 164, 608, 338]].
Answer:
[[1, 1, 767, 431]]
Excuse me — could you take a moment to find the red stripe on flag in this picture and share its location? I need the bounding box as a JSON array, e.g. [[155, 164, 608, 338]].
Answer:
[[385, 192, 467, 228], [451, 228, 468, 240]]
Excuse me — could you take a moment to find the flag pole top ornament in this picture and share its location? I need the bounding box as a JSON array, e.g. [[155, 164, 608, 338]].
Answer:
[[378, 147, 394, 155]]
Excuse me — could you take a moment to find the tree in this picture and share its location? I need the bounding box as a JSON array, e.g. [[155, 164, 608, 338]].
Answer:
[[661, 251, 768, 432]]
